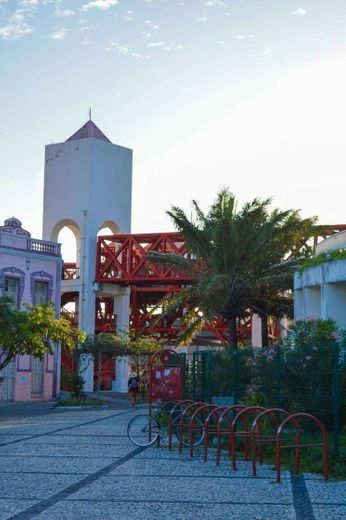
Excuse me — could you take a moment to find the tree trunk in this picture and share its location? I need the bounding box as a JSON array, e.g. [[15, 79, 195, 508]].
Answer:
[[0, 351, 14, 371], [97, 351, 102, 401], [260, 313, 269, 349], [229, 317, 238, 348], [229, 317, 239, 405]]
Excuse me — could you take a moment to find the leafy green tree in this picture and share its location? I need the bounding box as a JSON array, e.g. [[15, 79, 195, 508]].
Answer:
[[0, 298, 85, 372], [149, 188, 318, 348], [80, 332, 159, 399]]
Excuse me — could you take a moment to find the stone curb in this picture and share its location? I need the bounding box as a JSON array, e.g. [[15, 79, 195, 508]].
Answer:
[[52, 405, 109, 410]]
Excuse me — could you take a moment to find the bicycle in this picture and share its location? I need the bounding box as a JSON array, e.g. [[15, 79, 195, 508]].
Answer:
[[127, 401, 205, 448]]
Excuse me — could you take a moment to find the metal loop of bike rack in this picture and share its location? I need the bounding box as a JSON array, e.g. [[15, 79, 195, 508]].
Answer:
[[167, 400, 196, 450], [275, 412, 329, 483], [250, 408, 291, 476], [188, 404, 219, 458], [177, 402, 206, 453], [152, 399, 177, 448], [215, 405, 246, 465], [203, 406, 229, 463], [230, 406, 266, 470], [151, 401, 329, 483]]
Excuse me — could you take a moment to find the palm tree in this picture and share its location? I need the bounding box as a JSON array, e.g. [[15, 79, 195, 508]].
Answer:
[[149, 188, 318, 348]]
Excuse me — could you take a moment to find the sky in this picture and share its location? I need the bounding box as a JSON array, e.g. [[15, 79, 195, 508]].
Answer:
[[1, 0, 346, 257]]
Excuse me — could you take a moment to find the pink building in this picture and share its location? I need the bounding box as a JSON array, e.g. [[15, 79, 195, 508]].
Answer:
[[0, 217, 62, 401]]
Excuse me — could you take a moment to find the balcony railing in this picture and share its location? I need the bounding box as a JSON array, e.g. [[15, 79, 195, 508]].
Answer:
[[0, 236, 61, 256], [29, 239, 60, 256], [62, 263, 80, 280], [61, 310, 79, 327], [61, 309, 117, 333]]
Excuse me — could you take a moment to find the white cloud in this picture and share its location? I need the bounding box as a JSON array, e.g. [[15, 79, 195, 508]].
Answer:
[[205, 0, 225, 6], [147, 41, 182, 51], [148, 41, 165, 47], [49, 28, 66, 40], [105, 42, 151, 59], [0, 22, 32, 39], [292, 8, 308, 16], [235, 34, 254, 40], [55, 9, 75, 17], [145, 20, 159, 30], [105, 42, 129, 54], [262, 48, 272, 55], [197, 15, 208, 23], [81, 35, 92, 45], [20, 0, 39, 6], [0, 10, 33, 40], [216, 40, 225, 45], [81, 0, 118, 12]]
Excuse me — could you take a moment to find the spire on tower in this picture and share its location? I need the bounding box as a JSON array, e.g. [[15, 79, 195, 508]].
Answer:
[[66, 119, 111, 143]]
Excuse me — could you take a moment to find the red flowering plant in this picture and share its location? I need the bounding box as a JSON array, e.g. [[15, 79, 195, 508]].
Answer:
[[278, 317, 346, 428], [242, 317, 346, 425], [244, 346, 277, 406]]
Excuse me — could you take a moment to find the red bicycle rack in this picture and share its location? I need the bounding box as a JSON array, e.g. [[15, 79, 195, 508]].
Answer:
[[230, 406, 266, 470], [189, 404, 218, 458], [250, 408, 291, 476], [177, 401, 206, 454], [215, 405, 246, 465], [275, 412, 329, 483], [149, 399, 329, 487], [203, 406, 229, 462], [167, 399, 196, 450]]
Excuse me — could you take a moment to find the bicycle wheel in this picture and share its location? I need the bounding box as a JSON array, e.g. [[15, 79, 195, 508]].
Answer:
[[127, 414, 159, 447], [175, 416, 205, 447]]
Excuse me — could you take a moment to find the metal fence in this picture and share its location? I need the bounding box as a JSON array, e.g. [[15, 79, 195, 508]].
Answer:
[[182, 344, 345, 456]]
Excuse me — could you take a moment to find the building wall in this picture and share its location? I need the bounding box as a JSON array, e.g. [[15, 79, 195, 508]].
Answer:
[[43, 135, 132, 391], [294, 258, 346, 328], [0, 222, 61, 401]]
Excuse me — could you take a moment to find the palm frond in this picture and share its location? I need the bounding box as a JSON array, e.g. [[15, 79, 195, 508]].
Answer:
[[177, 314, 206, 346], [149, 252, 197, 275]]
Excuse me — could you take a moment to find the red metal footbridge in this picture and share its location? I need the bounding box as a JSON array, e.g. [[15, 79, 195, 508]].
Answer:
[[94, 232, 271, 345], [62, 226, 346, 345]]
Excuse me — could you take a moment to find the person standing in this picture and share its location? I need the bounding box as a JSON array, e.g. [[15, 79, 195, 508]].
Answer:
[[128, 372, 140, 406]]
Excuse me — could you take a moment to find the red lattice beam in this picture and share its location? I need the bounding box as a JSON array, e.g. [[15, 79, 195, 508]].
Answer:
[[96, 233, 193, 284]]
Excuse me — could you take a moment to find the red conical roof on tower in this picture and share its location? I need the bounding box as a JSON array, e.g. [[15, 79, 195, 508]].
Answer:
[[66, 120, 111, 143]]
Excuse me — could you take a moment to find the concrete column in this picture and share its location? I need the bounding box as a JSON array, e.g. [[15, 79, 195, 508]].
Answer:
[[78, 284, 96, 392], [303, 286, 321, 319], [251, 314, 262, 347], [112, 289, 131, 393], [322, 282, 346, 328], [294, 289, 303, 320]]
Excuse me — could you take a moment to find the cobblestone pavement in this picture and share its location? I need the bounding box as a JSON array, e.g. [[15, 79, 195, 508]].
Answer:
[[0, 403, 345, 520]]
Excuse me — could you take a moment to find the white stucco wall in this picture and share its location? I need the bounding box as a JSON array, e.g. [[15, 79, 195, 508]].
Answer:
[[42, 136, 133, 391], [316, 230, 346, 255], [294, 258, 346, 328]]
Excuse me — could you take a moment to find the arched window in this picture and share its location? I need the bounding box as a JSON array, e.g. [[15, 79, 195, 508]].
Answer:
[[51, 220, 80, 280]]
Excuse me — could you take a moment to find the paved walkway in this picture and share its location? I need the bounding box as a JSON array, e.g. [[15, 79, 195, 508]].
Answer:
[[0, 402, 345, 519]]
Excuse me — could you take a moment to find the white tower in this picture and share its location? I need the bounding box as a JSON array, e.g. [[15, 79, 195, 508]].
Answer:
[[43, 120, 132, 391]]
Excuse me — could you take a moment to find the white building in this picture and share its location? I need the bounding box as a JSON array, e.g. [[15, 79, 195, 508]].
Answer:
[[42, 119, 133, 391], [294, 231, 346, 328]]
